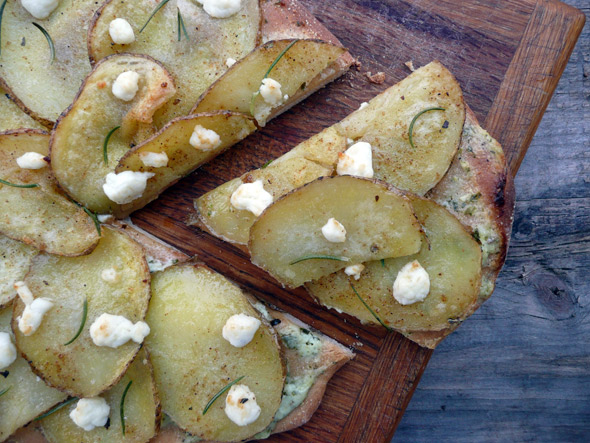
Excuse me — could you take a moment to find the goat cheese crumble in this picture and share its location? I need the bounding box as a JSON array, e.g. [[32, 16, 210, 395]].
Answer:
[[112, 71, 140, 101], [203, 0, 242, 19], [139, 151, 169, 168], [103, 171, 154, 204], [69, 397, 110, 431], [222, 313, 261, 348], [16, 152, 48, 169], [336, 141, 374, 178], [89, 313, 150, 348], [344, 263, 365, 280], [259, 78, 283, 106], [230, 180, 273, 216], [21, 0, 59, 19], [14, 281, 53, 336], [189, 125, 221, 151], [109, 18, 135, 44], [321, 218, 346, 243], [392, 260, 430, 305], [0, 332, 17, 370], [100, 268, 118, 283], [226, 57, 237, 68], [225, 384, 261, 426]]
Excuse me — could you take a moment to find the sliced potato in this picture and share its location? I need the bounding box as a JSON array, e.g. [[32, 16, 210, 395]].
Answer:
[[0, 306, 67, 441], [88, 0, 260, 127], [192, 39, 347, 125], [306, 197, 482, 348], [0, 0, 100, 125], [13, 227, 151, 397], [146, 263, 284, 441], [0, 87, 45, 131], [249, 176, 423, 288], [0, 235, 37, 307], [41, 348, 160, 442], [50, 54, 176, 214], [113, 112, 255, 217], [0, 130, 100, 256]]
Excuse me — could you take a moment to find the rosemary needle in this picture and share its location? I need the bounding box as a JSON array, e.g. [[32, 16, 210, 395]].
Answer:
[[349, 282, 393, 332], [289, 255, 350, 265], [203, 376, 245, 415], [32, 22, 55, 64], [63, 298, 88, 345], [0, 178, 39, 188], [408, 107, 445, 149]]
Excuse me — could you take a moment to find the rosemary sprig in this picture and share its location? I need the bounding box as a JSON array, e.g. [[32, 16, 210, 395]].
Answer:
[[0, 0, 7, 58], [203, 376, 245, 415], [408, 107, 445, 149], [0, 178, 39, 188], [32, 22, 55, 64], [249, 39, 299, 116], [64, 298, 88, 345], [103, 126, 120, 165], [381, 259, 385, 268], [120, 380, 132, 435], [83, 207, 101, 236], [0, 386, 10, 397], [261, 160, 273, 169], [140, 0, 170, 33], [349, 282, 393, 332], [289, 255, 350, 265], [177, 8, 189, 41], [34, 397, 78, 421]]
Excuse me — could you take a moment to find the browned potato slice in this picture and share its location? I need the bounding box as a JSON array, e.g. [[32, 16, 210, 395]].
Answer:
[[13, 227, 151, 397], [113, 112, 256, 217], [50, 55, 176, 214], [249, 176, 423, 288], [88, 0, 260, 127], [0, 235, 37, 307], [146, 263, 284, 441], [192, 39, 347, 125], [41, 349, 160, 442], [0, 87, 45, 131], [0, 130, 100, 256], [0, 306, 67, 441], [306, 197, 482, 349], [0, 0, 101, 125]]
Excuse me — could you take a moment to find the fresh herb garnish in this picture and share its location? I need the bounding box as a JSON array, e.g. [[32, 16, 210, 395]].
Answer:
[[249, 39, 299, 116], [289, 255, 350, 265], [64, 298, 88, 345], [140, 0, 170, 33], [0, 386, 10, 397], [103, 126, 120, 164], [261, 159, 273, 169], [349, 282, 392, 332], [32, 22, 55, 64], [0, 178, 39, 188], [408, 107, 445, 149], [34, 397, 78, 421], [177, 8, 189, 41], [120, 380, 132, 435], [83, 207, 101, 236], [381, 259, 385, 268], [0, 0, 7, 58], [203, 376, 245, 415]]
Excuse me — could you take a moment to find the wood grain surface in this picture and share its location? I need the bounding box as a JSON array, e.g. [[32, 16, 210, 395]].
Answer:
[[126, 0, 586, 441]]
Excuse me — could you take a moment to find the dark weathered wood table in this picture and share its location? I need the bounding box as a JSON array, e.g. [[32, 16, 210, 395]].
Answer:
[[395, 1, 590, 441]]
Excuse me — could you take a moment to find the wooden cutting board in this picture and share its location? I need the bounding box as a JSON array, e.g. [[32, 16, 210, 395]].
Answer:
[[129, 0, 585, 441]]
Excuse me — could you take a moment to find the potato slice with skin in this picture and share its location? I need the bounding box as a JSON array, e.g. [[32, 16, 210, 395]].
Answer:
[[13, 227, 151, 397], [249, 176, 423, 288], [0, 235, 37, 308], [0, 130, 100, 256], [0, 0, 100, 125], [50, 54, 176, 214], [41, 348, 160, 443], [114, 112, 256, 217], [0, 305, 67, 441], [192, 39, 347, 125], [0, 87, 45, 131], [88, 0, 260, 128], [306, 197, 482, 349], [146, 263, 284, 441]]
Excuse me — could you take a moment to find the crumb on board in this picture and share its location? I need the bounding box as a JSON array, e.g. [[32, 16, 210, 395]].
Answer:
[[405, 61, 416, 72], [365, 71, 386, 84]]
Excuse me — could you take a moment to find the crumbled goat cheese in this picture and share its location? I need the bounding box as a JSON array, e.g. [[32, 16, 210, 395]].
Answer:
[[344, 264, 365, 280], [89, 313, 150, 348], [392, 260, 430, 305], [14, 281, 53, 336], [16, 152, 48, 169], [226, 57, 237, 68], [0, 332, 17, 370], [103, 171, 154, 204], [222, 314, 261, 348], [69, 397, 110, 431], [21, 0, 59, 19], [97, 214, 112, 223], [259, 78, 283, 106], [109, 18, 135, 44], [359, 102, 369, 110], [139, 151, 169, 168], [321, 218, 347, 243], [336, 141, 374, 178], [203, 0, 242, 18], [100, 268, 118, 283], [225, 384, 261, 426], [230, 180, 273, 217], [112, 71, 140, 101], [189, 125, 221, 151]]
